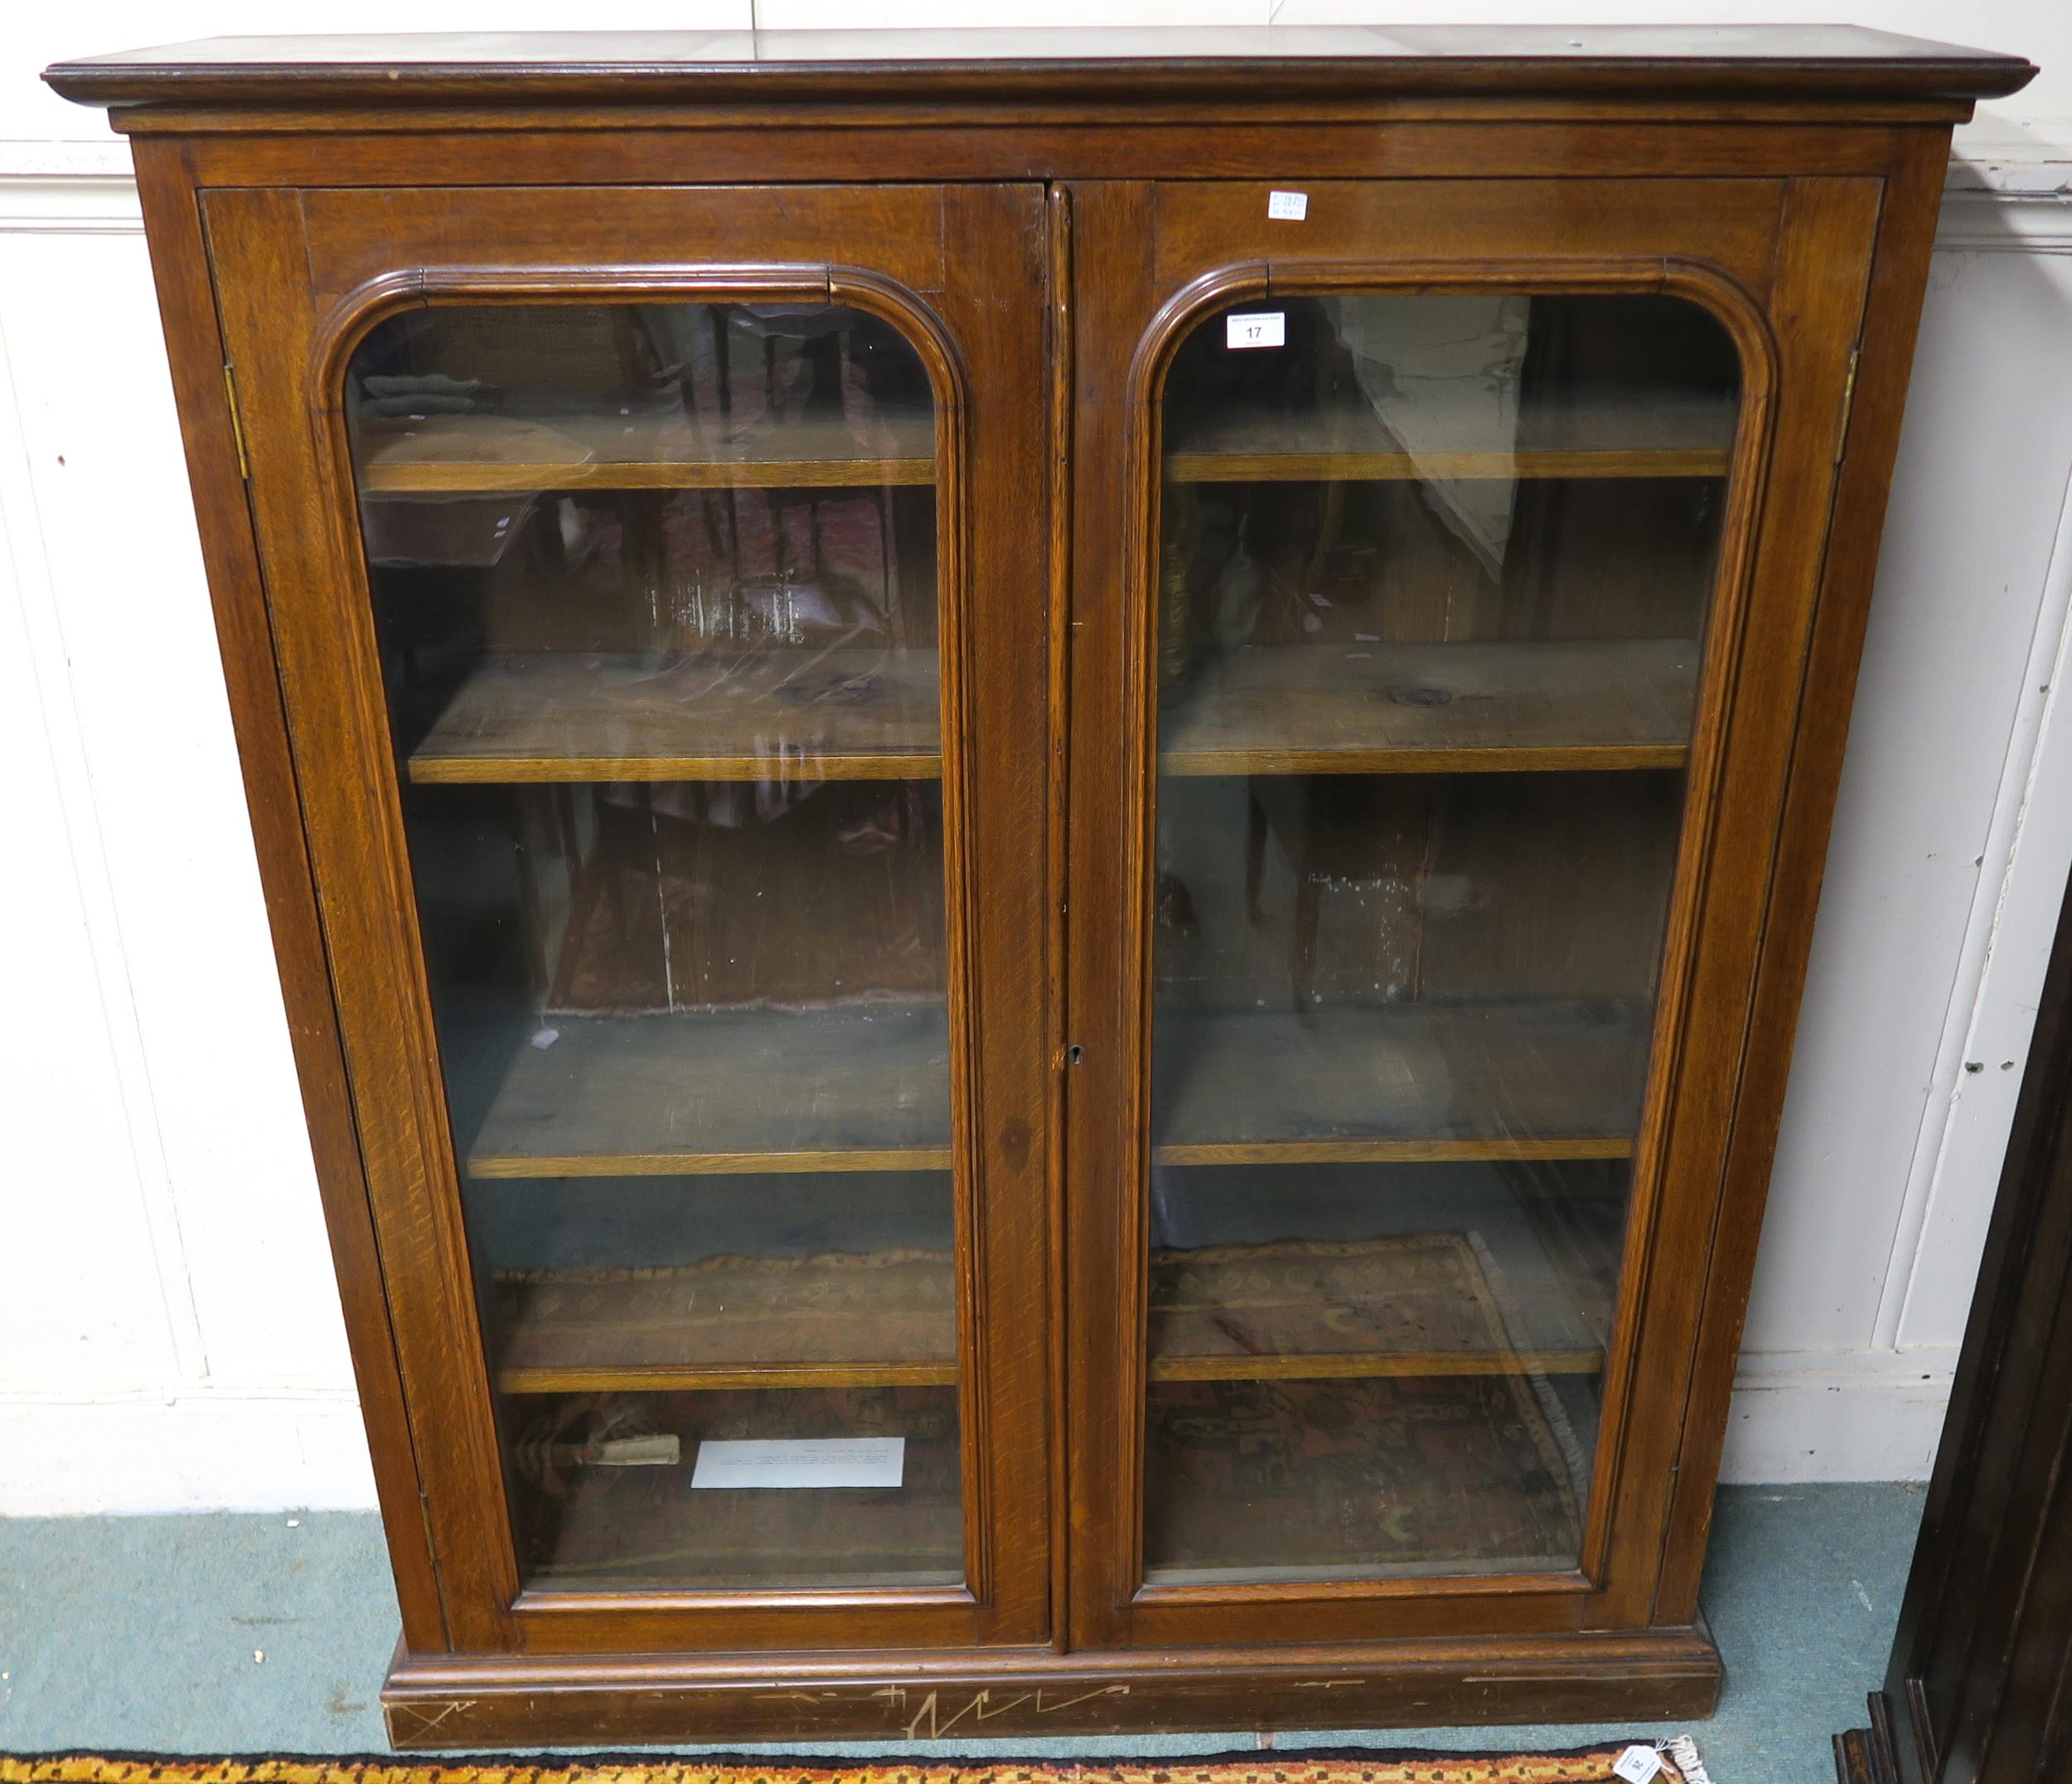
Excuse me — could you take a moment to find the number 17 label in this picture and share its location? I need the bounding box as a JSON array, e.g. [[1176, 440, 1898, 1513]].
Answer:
[[1226, 311, 1286, 350]]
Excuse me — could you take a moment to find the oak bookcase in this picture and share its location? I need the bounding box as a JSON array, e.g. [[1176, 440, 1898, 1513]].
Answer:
[[48, 24, 2034, 1747]]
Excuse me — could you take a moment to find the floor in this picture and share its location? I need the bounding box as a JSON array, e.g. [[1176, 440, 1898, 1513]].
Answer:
[[0, 1483, 1919, 1783]]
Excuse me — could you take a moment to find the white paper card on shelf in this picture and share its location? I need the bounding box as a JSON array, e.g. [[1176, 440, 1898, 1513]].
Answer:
[[1267, 190, 1309, 220], [1612, 1746, 1664, 1783], [1227, 312, 1286, 350], [690, 1437, 905, 1491]]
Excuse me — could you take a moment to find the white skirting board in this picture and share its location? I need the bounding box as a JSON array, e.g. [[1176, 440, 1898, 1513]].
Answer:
[[1718, 1353, 1958, 1485], [0, 1395, 378, 1516]]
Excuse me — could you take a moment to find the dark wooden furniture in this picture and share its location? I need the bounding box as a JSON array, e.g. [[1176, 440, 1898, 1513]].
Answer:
[[1834, 876, 2072, 1783], [48, 26, 2033, 1749]]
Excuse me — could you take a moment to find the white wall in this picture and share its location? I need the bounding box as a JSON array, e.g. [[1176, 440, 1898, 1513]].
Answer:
[[1726, 175, 2072, 1477], [2, 2, 2069, 1514]]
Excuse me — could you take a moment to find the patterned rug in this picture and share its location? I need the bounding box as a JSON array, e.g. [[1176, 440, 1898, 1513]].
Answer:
[[0, 1748, 1715, 1784]]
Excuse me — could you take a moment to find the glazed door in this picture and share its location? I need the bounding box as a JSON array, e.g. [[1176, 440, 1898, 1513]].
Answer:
[[205, 184, 1053, 1654], [1063, 177, 1881, 1647]]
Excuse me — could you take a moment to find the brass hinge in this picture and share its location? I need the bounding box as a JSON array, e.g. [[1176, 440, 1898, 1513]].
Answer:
[[1832, 347, 1861, 465], [222, 362, 250, 480]]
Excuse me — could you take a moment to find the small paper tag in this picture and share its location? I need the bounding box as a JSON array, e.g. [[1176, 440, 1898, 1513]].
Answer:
[[1612, 1747, 1664, 1784], [1267, 189, 1309, 221], [593, 1434, 680, 1467], [1226, 312, 1286, 351], [690, 1436, 905, 1490]]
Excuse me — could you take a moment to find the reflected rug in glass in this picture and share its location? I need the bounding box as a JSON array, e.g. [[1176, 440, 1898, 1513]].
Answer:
[[1145, 1232, 1595, 1582]]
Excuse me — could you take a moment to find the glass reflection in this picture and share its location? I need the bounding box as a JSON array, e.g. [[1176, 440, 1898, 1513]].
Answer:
[[1145, 293, 1738, 1583], [346, 300, 961, 1592]]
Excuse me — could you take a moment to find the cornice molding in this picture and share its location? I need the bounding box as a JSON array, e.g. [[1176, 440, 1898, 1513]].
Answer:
[[0, 130, 2067, 249]]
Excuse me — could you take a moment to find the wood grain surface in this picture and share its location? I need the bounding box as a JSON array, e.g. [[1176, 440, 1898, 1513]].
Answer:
[[1159, 637, 1697, 776], [1155, 997, 1650, 1163], [358, 406, 934, 493], [409, 648, 943, 783], [464, 1005, 956, 1178], [488, 1233, 1604, 1395], [1165, 390, 1735, 485]]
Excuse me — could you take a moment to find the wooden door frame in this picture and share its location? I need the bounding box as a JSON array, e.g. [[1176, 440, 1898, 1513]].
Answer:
[[1062, 170, 1890, 1653], [197, 178, 1056, 1659]]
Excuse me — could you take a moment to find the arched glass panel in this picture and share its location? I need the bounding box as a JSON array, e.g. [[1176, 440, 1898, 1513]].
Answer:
[[1144, 291, 1739, 1584], [345, 298, 959, 1592]]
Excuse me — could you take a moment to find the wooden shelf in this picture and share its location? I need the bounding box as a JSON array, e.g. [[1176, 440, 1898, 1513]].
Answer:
[[501, 1359, 954, 1394], [1142, 1372, 1590, 1584], [511, 1390, 966, 1592], [1160, 637, 1697, 776], [528, 1501, 966, 1593], [1153, 996, 1652, 1165], [408, 648, 942, 784], [356, 407, 935, 494], [1140, 1228, 1609, 1581], [525, 1484, 966, 1593], [1164, 391, 1735, 485], [409, 637, 1693, 787], [1147, 1231, 1610, 1384], [491, 1248, 957, 1395], [462, 996, 1644, 1182], [463, 1005, 953, 1179], [490, 1230, 1602, 1398], [1149, 1347, 1600, 1381]]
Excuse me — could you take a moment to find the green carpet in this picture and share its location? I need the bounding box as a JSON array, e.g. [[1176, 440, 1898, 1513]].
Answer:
[[0, 1483, 1924, 1782]]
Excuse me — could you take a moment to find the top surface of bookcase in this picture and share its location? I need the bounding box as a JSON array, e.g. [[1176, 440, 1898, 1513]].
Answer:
[[46, 24, 2036, 110]]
